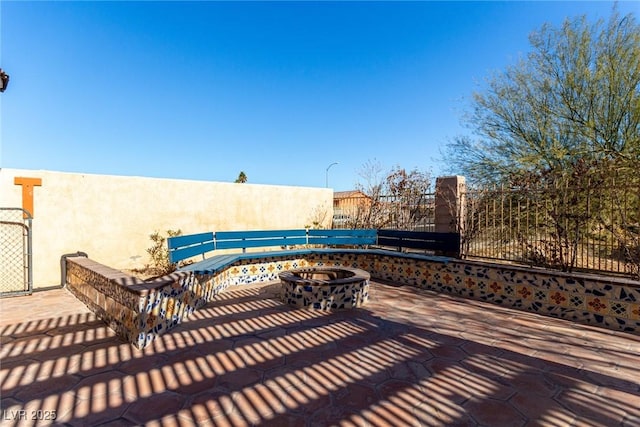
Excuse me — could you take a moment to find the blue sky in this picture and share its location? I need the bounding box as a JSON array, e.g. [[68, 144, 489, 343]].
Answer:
[[1, 1, 636, 191]]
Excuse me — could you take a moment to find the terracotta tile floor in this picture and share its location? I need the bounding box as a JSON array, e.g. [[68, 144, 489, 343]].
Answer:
[[1, 281, 639, 427]]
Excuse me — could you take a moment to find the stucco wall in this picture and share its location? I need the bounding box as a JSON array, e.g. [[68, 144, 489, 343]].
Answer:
[[0, 169, 333, 288]]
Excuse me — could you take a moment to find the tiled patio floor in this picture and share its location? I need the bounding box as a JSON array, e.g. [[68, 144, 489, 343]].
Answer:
[[1, 280, 639, 427]]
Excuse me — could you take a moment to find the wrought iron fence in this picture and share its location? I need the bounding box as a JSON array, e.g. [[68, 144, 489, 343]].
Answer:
[[461, 176, 640, 279], [332, 193, 435, 231], [330, 174, 639, 279]]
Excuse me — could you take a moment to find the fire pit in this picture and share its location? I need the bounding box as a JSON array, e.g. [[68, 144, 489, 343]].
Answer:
[[279, 267, 370, 310]]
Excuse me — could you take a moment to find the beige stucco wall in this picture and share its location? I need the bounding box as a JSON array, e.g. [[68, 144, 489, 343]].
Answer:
[[0, 169, 333, 288]]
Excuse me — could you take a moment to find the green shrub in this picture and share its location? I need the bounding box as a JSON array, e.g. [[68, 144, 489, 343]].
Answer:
[[146, 229, 182, 275]]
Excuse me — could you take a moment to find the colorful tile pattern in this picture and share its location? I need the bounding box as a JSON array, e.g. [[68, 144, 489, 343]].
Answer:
[[65, 249, 640, 348], [279, 267, 370, 310]]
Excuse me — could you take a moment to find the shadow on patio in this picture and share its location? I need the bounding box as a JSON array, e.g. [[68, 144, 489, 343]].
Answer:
[[1, 281, 639, 426]]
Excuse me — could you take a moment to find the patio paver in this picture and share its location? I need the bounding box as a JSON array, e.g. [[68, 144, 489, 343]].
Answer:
[[1, 280, 639, 426]]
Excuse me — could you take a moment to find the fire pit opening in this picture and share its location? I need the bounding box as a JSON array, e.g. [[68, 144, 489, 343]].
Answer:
[[279, 267, 370, 310]]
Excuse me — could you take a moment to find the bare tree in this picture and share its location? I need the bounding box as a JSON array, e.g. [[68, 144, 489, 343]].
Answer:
[[386, 166, 432, 229], [354, 160, 433, 229], [354, 159, 388, 228]]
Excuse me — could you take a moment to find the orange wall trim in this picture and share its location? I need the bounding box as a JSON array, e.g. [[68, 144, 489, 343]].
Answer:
[[14, 177, 42, 218]]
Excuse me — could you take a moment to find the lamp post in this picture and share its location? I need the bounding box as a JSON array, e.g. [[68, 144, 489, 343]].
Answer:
[[325, 162, 338, 188], [0, 69, 9, 93]]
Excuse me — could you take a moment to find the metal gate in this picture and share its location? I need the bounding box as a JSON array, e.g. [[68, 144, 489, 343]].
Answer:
[[0, 208, 33, 297]]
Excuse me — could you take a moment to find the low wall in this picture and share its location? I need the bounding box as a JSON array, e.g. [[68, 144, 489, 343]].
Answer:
[[65, 251, 640, 348], [369, 254, 640, 334], [65, 256, 228, 348]]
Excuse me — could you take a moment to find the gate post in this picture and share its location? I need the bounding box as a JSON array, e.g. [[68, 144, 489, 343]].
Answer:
[[435, 176, 466, 233]]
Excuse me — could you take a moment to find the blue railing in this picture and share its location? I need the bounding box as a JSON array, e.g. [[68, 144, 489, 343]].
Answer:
[[168, 228, 459, 264]]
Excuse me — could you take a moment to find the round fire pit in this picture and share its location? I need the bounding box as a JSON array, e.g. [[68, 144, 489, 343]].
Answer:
[[279, 267, 370, 310]]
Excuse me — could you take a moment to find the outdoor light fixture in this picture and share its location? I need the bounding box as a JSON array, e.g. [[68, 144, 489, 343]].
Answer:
[[0, 69, 9, 93], [325, 162, 339, 188]]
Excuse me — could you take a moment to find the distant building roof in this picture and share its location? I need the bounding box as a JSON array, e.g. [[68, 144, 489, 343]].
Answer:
[[334, 190, 369, 199]]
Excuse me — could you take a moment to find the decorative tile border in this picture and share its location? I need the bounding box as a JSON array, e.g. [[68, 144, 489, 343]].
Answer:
[[64, 250, 639, 348]]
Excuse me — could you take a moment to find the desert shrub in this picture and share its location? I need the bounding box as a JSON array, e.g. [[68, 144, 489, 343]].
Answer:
[[146, 229, 182, 275]]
